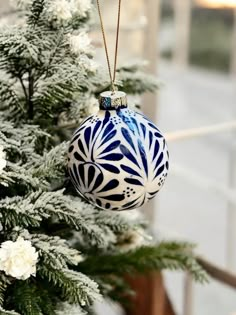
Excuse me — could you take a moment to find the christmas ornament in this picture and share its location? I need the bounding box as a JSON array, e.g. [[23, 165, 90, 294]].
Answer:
[[67, 0, 169, 210], [68, 91, 169, 210], [0, 237, 38, 280]]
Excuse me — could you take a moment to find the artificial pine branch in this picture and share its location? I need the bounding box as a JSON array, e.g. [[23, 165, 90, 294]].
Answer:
[[0, 275, 10, 308], [0, 308, 21, 315], [0, 195, 43, 229], [28, 69, 35, 120], [78, 242, 208, 283], [27, 0, 45, 27], [56, 303, 87, 315], [0, 80, 23, 114], [8, 282, 43, 315], [38, 266, 101, 306]]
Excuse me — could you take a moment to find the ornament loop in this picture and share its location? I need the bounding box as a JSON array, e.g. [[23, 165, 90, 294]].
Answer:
[[99, 91, 127, 110]]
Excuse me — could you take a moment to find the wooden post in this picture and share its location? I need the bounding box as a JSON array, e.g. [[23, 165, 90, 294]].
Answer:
[[230, 9, 236, 75], [173, 0, 192, 68], [183, 273, 194, 315], [125, 273, 175, 315]]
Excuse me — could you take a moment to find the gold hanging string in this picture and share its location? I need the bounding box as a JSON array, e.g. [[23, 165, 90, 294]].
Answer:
[[113, 0, 121, 84], [96, 0, 122, 93]]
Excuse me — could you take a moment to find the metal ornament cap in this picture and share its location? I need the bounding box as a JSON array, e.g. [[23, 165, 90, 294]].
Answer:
[[99, 91, 127, 110]]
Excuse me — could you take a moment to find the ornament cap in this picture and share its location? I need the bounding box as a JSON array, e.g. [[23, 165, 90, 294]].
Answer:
[[99, 91, 127, 110]]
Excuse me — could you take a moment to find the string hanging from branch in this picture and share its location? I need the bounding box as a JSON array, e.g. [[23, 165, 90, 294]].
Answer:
[[96, 0, 122, 92]]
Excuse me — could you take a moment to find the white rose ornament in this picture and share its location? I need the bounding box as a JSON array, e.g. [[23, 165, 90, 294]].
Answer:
[[0, 237, 38, 280]]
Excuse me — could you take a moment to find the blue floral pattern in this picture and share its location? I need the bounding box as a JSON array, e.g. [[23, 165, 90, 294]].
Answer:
[[68, 108, 169, 211]]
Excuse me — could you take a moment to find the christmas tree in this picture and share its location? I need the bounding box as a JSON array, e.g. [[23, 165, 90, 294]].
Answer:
[[0, 1, 207, 314]]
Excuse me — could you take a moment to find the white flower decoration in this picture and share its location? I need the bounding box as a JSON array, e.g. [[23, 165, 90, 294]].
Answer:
[[116, 229, 152, 252], [70, 0, 91, 17], [0, 146, 6, 174], [48, 0, 73, 22], [68, 32, 91, 54], [0, 237, 38, 280]]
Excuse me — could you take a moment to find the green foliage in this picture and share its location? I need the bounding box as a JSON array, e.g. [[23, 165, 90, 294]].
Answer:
[[39, 266, 100, 306], [27, 0, 46, 26], [0, 119, 50, 162], [6, 279, 60, 315], [0, 275, 10, 308], [0, 79, 23, 118], [94, 61, 160, 96], [9, 282, 46, 315], [0, 195, 43, 228], [29, 143, 67, 183], [117, 62, 160, 95], [78, 242, 208, 283]]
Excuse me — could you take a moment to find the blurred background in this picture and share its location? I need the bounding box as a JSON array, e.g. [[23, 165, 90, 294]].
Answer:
[[158, 2, 236, 315], [93, 0, 236, 314], [1, 0, 236, 314]]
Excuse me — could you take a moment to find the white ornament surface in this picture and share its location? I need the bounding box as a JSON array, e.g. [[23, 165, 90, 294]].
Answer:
[[68, 107, 169, 211]]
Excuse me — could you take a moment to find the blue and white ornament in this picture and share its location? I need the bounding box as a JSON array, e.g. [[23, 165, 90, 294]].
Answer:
[[68, 91, 169, 211]]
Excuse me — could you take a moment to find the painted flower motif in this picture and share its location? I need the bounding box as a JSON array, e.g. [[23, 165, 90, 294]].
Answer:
[[0, 146, 6, 174], [68, 32, 91, 54], [0, 237, 38, 280]]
